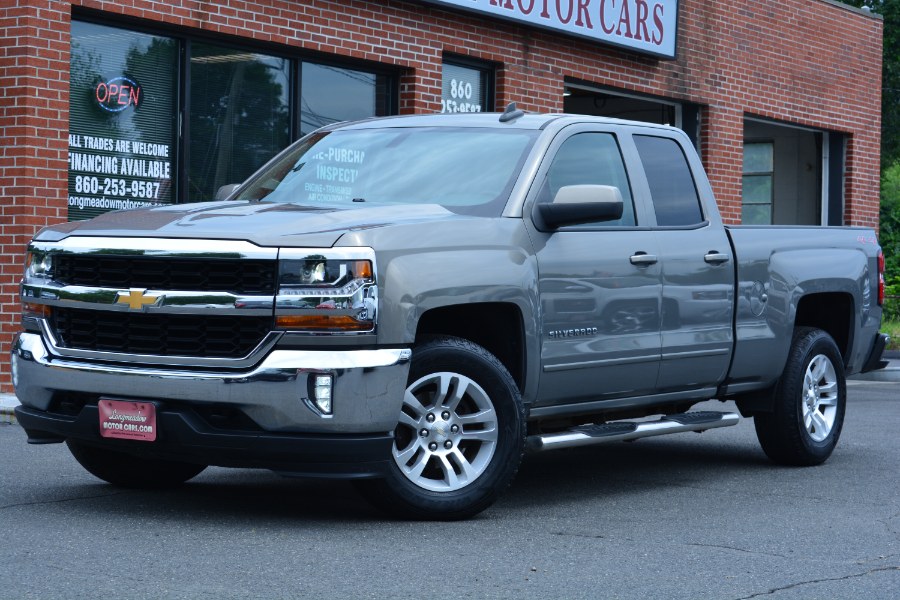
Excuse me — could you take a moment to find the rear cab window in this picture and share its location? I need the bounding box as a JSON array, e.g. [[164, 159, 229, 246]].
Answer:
[[633, 135, 705, 227]]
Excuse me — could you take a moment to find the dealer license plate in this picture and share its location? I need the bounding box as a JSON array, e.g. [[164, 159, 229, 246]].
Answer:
[[98, 399, 157, 442]]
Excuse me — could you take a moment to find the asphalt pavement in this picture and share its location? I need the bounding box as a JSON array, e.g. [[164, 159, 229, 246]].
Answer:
[[1, 381, 898, 599]]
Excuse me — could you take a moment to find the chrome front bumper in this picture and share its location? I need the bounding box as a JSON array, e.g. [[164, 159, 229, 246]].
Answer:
[[11, 332, 411, 433]]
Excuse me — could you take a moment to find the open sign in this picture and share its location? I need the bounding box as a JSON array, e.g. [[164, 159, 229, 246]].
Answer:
[[95, 76, 142, 113]]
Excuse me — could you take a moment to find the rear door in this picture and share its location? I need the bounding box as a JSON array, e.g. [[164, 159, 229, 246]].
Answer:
[[629, 133, 735, 391]]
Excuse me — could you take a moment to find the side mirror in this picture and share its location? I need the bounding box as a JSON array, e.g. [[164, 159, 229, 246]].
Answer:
[[215, 183, 241, 201], [535, 184, 624, 230]]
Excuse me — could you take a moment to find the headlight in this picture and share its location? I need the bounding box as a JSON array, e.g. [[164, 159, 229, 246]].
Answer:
[[25, 249, 53, 280], [275, 249, 377, 333], [22, 247, 54, 321], [279, 257, 372, 287]]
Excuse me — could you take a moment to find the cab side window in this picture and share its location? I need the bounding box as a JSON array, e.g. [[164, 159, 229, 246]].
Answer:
[[538, 133, 636, 227], [633, 135, 704, 227]]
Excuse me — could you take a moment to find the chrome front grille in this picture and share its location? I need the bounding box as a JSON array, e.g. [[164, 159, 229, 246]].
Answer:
[[23, 238, 281, 363], [51, 307, 272, 358], [53, 255, 277, 295]]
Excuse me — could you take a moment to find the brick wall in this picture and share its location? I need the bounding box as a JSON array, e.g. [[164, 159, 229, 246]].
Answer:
[[1, 1, 71, 392], [0, 0, 884, 391]]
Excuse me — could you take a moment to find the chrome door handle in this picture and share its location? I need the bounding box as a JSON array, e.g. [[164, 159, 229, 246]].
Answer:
[[630, 253, 658, 266], [704, 252, 730, 265]]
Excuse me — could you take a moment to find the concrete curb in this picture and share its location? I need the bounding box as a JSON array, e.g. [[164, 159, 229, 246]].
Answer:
[[850, 351, 900, 382], [849, 367, 900, 382], [1, 393, 19, 425]]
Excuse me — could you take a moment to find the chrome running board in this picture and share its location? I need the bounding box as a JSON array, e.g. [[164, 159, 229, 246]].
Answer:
[[527, 411, 741, 452]]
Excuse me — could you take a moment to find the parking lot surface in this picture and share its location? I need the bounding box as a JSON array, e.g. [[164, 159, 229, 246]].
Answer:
[[1, 380, 898, 599]]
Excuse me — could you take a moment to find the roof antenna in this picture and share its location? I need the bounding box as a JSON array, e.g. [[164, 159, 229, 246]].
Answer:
[[499, 101, 525, 123]]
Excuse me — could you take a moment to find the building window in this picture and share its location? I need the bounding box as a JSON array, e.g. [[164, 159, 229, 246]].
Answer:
[[67, 19, 398, 219], [742, 142, 775, 225], [188, 44, 290, 203], [68, 21, 178, 220], [300, 63, 392, 136], [441, 58, 492, 114]]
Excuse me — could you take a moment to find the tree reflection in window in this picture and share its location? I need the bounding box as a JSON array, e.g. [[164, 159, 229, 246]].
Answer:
[[300, 63, 390, 135], [188, 44, 290, 202]]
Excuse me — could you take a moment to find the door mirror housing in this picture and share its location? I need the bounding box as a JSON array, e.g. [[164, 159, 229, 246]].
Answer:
[[215, 183, 241, 201], [535, 184, 625, 230]]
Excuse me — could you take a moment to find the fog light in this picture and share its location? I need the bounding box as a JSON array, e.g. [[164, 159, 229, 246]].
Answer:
[[313, 374, 333, 415], [10, 352, 18, 389]]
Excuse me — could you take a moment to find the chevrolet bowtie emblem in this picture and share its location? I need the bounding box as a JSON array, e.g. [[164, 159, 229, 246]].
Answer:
[[116, 288, 163, 310]]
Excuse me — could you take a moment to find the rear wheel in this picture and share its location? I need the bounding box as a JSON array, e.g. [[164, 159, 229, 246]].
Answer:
[[356, 337, 526, 520], [754, 327, 846, 466], [67, 440, 207, 488]]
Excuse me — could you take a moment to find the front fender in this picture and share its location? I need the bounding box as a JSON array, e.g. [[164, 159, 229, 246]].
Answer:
[[339, 217, 541, 397]]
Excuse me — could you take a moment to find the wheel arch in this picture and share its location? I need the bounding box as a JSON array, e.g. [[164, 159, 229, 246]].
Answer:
[[416, 302, 527, 394], [733, 297, 852, 418], [794, 292, 854, 365]]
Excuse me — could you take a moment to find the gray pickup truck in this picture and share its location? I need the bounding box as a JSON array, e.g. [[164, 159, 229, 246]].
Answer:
[[13, 108, 889, 519]]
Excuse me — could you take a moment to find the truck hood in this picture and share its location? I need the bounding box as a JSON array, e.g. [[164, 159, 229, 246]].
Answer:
[[36, 201, 468, 247]]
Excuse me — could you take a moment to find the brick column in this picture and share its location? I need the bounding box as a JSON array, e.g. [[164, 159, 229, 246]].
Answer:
[[495, 57, 563, 114], [399, 61, 442, 115], [700, 105, 744, 225], [845, 130, 882, 229], [0, 1, 71, 392]]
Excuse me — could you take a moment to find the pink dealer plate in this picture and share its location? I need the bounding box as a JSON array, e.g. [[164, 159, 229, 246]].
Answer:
[[98, 399, 157, 442]]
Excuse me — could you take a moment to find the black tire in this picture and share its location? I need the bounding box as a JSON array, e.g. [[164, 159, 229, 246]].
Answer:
[[754, 327, 847, 466], [66, 440, 207, 488], [356, 336, 526, 520]]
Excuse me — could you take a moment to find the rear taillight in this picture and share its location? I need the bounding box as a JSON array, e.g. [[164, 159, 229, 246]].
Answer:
[[878, 250, 885, 306]]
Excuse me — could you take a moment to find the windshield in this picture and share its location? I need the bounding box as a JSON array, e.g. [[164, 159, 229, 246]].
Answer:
[[234, 126, 539, 216]]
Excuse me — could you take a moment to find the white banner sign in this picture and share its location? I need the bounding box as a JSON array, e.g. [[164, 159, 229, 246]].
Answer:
[[419, 0, 678, 59]]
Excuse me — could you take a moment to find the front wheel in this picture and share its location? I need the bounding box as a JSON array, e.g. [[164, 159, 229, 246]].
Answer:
[[356, 337, 526, 520], [67, 440, 207, 488], [754, 327, 847, 466]]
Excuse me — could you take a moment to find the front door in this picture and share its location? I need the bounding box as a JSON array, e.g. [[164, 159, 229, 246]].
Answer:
[[530, 129, 663, 407]]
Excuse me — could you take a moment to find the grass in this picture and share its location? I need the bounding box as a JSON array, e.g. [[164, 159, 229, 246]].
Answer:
[[882, 320, 900, 351]]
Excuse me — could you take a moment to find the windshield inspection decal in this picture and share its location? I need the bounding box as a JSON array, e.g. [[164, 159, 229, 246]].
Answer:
[[305, 146, 367, 202]]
